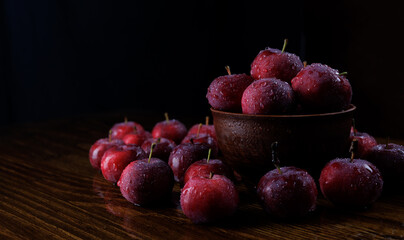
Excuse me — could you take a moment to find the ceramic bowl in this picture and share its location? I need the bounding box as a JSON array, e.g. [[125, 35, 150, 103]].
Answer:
[[211, 105, 356, 182]]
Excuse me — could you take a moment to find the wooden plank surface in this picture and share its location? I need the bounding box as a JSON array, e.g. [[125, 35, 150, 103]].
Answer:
[[0, 113, 403, 239]]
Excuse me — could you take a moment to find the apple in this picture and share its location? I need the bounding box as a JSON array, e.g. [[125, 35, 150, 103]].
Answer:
[[319, 140, 383, 208], [180, 174, 238, 223], [187, 117, 216, 140], [291, 63, 352, 112], [181, 133, 219, 157], [110, 118, 145, 140], [257, 142, 317, 218], [101, 144, 147, 183], [168, 142, 212, 184], [122, 130, 152, 146], [250, 39, 304, 83], [89, 136, 124, 170], [349, 125, 377, 159], [367, 141, 404, 185], [118, 143, 174, 206], [151, 113, 187, 144], [241, 78, 295, 114], [183, 149, 233, 184], [206, 66, 254, 112], [141, 137, 176, 162]]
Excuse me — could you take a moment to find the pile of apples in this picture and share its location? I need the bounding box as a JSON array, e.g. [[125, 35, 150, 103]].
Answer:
[[89, 40, 404, 224], [207, 39, 352, 115], [204, 39, 403, 218], [89, 114, 237, 223]]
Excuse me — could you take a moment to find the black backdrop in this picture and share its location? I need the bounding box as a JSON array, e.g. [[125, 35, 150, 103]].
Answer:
[[1, 0, 404, 138]]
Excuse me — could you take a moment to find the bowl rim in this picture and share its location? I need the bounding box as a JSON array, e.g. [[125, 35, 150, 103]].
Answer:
[[211, 104, 356, 118]]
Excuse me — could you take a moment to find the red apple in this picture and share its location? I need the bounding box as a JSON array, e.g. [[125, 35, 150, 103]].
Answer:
[[250, 39, 303, 83], [367, 142, 404, 185], [101, 144, 147, 183], [151, 113, 187, 144], [241, 78, 295, 114], [110, 118, 145, 140], [349, 128, 377, 159], [257, 166, 317, 219], [257, 142, 317, 218], [180, 174, 238, 223], [183, 149, 233, 184], [122, 130, 152, 146], [168, 142, 212, 183], [319, 140, 383, 208], [187, 117, 216, 140], [118, 149, 174, 206], [206, 66, 254, 112], [141, 137, 176, 162], [291, 63, 352, 112], [181, 133, 219, 157], [89, 137, 124, 170]]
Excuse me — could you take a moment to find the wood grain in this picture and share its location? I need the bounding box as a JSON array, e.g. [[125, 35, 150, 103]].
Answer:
[[0, 114, 403, 239]]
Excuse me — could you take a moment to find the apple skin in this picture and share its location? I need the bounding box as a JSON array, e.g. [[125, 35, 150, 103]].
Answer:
[[257, 166, 317, 219], [168, 143, 212, 184], [89, 138, 124, 170], [319, 158, 383, 208], [101, 144, 147, 183], [151, 119, 187, 144], [122, 131, 152, 146], [187, 124, 216, 140], [110, 121, 145, 140], [141, 138, 176, 162], [117, 158, 174, 206], [181, 133, 219, 157], [206, 73, 254, 112], [291, 63, 352, 113], [180, 175, 238, 224], [183, 159, 234, 184], [367, 143, 404, 184], [250, 47, 303, 83], [241, 78, 295, 115], [349, 130, 377, 159]]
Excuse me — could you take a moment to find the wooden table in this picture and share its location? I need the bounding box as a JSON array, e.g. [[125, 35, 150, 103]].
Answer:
[[0, 113, 403, 239]]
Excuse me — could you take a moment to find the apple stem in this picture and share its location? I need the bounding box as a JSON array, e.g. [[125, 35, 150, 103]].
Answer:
[[108, 130, 112, 142], [164, 112, 169, 123], [205, 116, 209, 126], [303, 61, 307, 68], [206, 148, 212, 163], [124, 117, 128, 124], [156, 137, 161, 144], [350, 139, 358, 162], [225, 66, 231, 75], [339, 72, 348, 76], [271, 142, 282, 174], [196, 123, 202, 137], [209, 172, 213, 179], [352, 118, 357, 136], [281, 39, 288, 53], [148, 143, 156, 163], [386, 136, 390, 148]]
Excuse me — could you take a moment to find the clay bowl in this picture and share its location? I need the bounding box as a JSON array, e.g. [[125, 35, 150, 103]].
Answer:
[[211, 105, 356, 183]]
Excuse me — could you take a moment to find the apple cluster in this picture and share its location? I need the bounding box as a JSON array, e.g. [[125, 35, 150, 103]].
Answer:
[[256, 139, 385, 220], [89, 114, 239, 223], [206, 40, 353, 115], [349, 126, 404, 187]]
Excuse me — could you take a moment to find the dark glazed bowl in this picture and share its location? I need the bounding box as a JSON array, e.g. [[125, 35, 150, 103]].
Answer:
[[211, 105, 356, 183]]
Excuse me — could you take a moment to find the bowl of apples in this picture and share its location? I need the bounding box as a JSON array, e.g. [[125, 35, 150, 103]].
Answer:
[[207, 40, 356, 181]]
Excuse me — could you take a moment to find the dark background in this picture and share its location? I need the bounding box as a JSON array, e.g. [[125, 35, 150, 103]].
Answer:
[[1, 0, 403, 138]]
